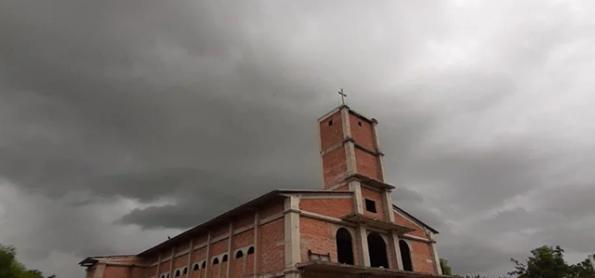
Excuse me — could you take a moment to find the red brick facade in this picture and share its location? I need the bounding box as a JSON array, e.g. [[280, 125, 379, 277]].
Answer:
[[80, 105, 443, 278]]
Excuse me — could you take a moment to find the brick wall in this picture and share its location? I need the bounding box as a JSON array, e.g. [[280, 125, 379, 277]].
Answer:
[[355, 149, 382, 180], [361, 187, 385, 220], [322, 147, 348, 186], [300, 217, 336, 263], [409, 240, 437, 274], [258, 218, 285, 274], [299, 198, 354, 218], [319, 111, 343, 150], [348, 113, 376, 151]]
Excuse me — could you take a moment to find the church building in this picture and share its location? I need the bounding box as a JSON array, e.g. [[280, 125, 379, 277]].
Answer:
[[80, 104, 445, 278]]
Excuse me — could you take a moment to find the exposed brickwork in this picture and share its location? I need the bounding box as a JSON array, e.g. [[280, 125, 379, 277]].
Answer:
[[409, 240, 437, 274], [258, 218, 285, 274], [259, 199, 284, 219], [322, 147, 348, 187], [393, 211, 429, 239], [300, 217, 336, 262], [361, 187, 385, 220], [355, 148, 382, 181], [319, 110, 344, 151], [299, 198, 354, 218], [349, 113, 377, 151]]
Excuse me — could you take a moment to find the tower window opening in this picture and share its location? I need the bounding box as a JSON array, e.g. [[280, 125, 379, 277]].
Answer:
[[247, 246, 255, 255], [201, 261, 206, 269], [183, 267, 187, 274], [236, 250, 244, 258], [222, 254, 228, 262], [336, 228, 354, 265], [329, 120, 333, 126], [365, 199, 377, 213], [175, 270, 180, 277], [358, 121, 362, 126], [213, 258, 219, 265], [193, 263, 199, 271]]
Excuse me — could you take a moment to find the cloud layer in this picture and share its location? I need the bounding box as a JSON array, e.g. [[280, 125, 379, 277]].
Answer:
[[1, 0, 594, 277]]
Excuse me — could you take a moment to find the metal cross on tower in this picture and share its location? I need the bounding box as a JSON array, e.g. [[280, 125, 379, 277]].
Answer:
[[338, 88, 347, 105]]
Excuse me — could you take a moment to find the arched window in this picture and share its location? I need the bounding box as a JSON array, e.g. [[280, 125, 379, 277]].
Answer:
[[235, 250, 244, 258], [193, 263, 199, 271], [213, 257, 219, 265], [399, 240, 413, 271], [247, 246, 255, 255], [201, 261, 206, 269], [175, 269, 180, 277], [368, 232, 389, 268], [183, 267, 187, 274], [222, 254, 228, 262], [336, 228, 354, 265]]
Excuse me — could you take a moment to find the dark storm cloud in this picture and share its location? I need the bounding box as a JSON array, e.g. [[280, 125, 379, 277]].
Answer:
[[1, 0, 595, 277]]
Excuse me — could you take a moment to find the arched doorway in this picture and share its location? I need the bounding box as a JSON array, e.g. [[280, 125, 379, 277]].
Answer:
[[336, 228, 354, 265], [367, 232, 389, 268], [399, 240, 413, 271]]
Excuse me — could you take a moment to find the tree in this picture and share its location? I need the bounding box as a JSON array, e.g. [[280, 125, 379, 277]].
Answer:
[[509, 245, 595, 278], [0, 244, 45, 278], [440, 258, 453, 275], [568, 257, 595, 278]]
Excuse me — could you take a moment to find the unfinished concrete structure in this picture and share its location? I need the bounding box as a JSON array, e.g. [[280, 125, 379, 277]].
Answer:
[[80, 105, 445, 278]]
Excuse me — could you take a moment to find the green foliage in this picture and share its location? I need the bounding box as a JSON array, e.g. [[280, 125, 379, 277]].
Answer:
[[441, 258, 453, 275], [509, 245, 595, 278], [0, 244, 45, 278]]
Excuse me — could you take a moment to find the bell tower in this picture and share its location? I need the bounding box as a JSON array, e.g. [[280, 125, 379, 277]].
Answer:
[[318, 105, 385, 189]]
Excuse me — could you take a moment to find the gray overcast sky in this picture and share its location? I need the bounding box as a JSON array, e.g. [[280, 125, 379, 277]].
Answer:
[[1, 0, 594, 277]]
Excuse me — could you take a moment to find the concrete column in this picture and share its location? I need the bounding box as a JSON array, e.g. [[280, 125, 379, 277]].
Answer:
[[94, 264, 106, 278], [340, 106, 352, 139], [185, 240, 194, 277], [253, 212, 259, 275], [156, 253, 162, 277], [391, 232, 404, 271], [358, 226, 371, 266], [349, 181, 364, 214], [204, 232, 211, 278], [226, 222, 233, 278], [284, 196, 301, 269], [371, 120, 385, 180], [169, 248, 175, 277], [430, 233, 443, 275], [383, 190, 395, 223]]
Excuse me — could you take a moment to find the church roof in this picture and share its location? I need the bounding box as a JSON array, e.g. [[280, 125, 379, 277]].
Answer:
[[137, 188, 438, 257], [137, 189, 352, 256], [393, 204, 439, 234]]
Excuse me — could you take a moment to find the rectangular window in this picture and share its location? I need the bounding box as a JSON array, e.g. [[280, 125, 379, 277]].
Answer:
[[365, 199, 377, 213]]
